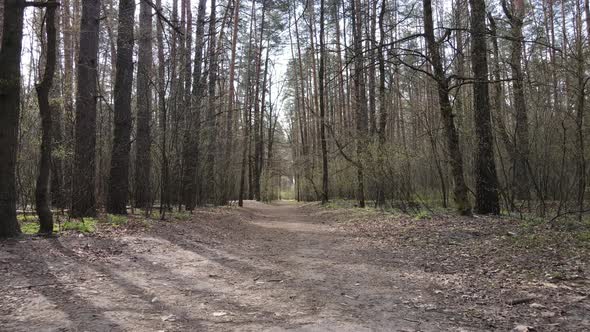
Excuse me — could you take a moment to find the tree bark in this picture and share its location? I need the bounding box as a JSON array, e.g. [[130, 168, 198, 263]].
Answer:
[[203, 0, 219, 203], [134, 0, 153, 209], [181, 0, 207, 209], [239, 0, 258, 207], [252, 3, 267, 201], [0, 0, 25, 237], [319, 0, 329, 203], [108, 0, 135, 214], [156, 0, 169, 215], [72, 0, 100, 217], [222, 0, 240, 204], [352, 0, 368, 208], [469, 0, 500, 214], [35, 0, 58, 233]]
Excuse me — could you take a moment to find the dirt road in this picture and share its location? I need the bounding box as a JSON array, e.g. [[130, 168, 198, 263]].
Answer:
[[1, 201, 587, 331]]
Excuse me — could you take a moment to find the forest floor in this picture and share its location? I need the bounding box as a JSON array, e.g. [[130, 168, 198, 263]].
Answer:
[[1, 201, 589, 332]]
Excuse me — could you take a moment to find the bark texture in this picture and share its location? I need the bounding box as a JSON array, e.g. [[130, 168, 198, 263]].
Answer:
[[0, 0, 25, 237], [108, 0, 135, 214], [469, 0, 500, 214], [35, 0, 58, 233], [134, 0, 153, 208]]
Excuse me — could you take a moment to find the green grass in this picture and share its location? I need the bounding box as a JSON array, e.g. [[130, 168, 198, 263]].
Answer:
[[106, 214, 128, 226], [20, 218, 97, 235], [62, 219, 97, 233], [17, 214, 38, 223], [20, 222, 46, 234], [576, 231, 590, 246], [170, 210, 192, 221], [413, 210, 432, 221]]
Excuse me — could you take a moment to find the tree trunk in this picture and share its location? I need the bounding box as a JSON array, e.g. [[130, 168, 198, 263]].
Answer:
[[319, 0, 329, 203], [352, 0, 368, 208], [252, 4, 266, 201], [134, 0, 152, 209], [108, 0, 135, 214], [423, 0, 472, 215], [0, 0, 4, 51], [203, 0, 219, 203], [222, 0, 240, 204], [156, 0, 169, 215], [375, 0, 387, 207], [182, 0, 207, 209], [0, 0, 25, 237], [35, 0, 58, 234], [469, 0, 500, 214], [502, 0, 530, 201], [239, 0, 258, 207], [72, 0, 100, 217], [61, 0, 74, 210]]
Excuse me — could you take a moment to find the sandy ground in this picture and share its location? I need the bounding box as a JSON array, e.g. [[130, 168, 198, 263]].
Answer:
[[1, 201, 588, 331]]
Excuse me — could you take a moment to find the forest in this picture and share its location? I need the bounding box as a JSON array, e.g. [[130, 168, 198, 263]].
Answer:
[[0, 0, 589, 330]]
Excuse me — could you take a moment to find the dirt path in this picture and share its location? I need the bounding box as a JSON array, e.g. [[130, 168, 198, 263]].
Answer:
[[1, 201, 587, 331]]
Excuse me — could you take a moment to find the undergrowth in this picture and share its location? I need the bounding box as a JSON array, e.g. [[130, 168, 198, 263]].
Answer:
[[20, 218, 97, 235]]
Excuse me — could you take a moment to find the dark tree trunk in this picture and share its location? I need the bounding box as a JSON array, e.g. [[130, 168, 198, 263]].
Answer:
[[375, 0, 387, 207], [50, 7, 63, 210], [352, 0, 367, 208], [258, 41, 270, 201], [156, 0, 169, 215], [180, 0, 192, 208], [252, 4, 266, 201], [61, 0, 74, 210], [0, 0, 25, 237], [0, 0, 4, 49], [469, 0, 500, 214], [182, 0, 207, 209], [72, 0, 100, 217], [108, 0, 135, 214], [134, 0, 153, 209], [35, 0, 58, 234], [319, 0, 329, 203], [423, 0, 472, 215], [223, 0, 240, 204], [239, 0, 258, 207], [203, 0, 219, 204]]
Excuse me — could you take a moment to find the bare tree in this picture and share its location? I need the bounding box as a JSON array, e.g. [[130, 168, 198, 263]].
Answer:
[[423, 0, 472, 215], [502, 0, 530, 201]]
